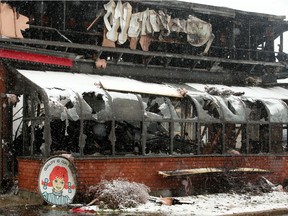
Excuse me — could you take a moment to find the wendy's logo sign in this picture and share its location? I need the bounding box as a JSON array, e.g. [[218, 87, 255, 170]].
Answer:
[[39, 156, 77, 206]]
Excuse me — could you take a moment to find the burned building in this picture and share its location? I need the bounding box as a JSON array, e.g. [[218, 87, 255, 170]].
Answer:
[[0, 0, 288, 196]]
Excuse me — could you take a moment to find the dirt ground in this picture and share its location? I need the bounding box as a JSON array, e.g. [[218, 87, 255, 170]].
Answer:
[[1, 193, 288, 216], [0, 193, 43, 208]]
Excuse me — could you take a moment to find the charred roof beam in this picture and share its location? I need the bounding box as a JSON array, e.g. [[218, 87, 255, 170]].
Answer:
[[0, 37, 282, 69]]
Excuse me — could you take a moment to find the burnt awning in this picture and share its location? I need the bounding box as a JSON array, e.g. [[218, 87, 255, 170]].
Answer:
[[185, 83, 288, 123], [186, 83, 288, 100], [14, 69, 288, 124], [257, 98, 288, 123], [16, 69, 182, 122]]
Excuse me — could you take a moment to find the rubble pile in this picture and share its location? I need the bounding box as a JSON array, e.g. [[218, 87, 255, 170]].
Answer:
[[83, 179, 150, 209], [212, 174, 284, 195]]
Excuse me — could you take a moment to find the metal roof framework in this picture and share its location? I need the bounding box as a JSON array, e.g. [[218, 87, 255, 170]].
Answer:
[[11, 69, 288, 157], [1, 0, 288, 84]]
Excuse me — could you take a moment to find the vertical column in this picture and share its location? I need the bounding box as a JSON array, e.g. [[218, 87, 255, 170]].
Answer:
[[248, 20, 251, 60], [222, 123, 226, 154], [279, 33, 284, 52], [0, 88, 2, 192], [0, 63, 6, 191]]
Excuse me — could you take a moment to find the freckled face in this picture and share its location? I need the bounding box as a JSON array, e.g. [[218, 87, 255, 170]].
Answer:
[[52, 177, 64, 192]]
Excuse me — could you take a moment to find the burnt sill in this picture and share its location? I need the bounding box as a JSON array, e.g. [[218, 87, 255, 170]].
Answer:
[[18, 152, 288, 160]]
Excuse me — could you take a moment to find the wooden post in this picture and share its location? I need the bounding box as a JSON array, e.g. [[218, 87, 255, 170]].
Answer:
[[0, 96, 2, 192], [0, 63, 6, 191]]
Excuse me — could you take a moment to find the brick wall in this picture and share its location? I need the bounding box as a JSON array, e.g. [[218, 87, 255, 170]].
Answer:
[[18, 155, 288, 194], [18, 158, 42, 193]]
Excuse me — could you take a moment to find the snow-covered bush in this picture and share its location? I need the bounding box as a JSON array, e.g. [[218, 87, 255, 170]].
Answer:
[[85, 179, 150, 209]]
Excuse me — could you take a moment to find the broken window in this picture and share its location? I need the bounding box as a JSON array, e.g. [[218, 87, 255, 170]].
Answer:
[[83, 120, 112, 155], [143, 95, 171, 154], [114, 120, 141, 155], [243, 100, 267, 153], [241, 99, 288, 154], [170, 97, 197, 155]]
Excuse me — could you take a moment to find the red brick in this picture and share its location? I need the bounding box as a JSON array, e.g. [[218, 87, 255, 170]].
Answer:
[[18, 156, 288, 193]]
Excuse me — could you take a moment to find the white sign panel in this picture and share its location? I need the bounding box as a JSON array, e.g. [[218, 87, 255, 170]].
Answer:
[[39, 156, 77, 206]]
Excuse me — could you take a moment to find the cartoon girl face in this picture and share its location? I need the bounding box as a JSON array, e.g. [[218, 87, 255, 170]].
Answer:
[[43, 166, 72, 191], [40, 158, 77, 206], [52, 177, 65, 192]]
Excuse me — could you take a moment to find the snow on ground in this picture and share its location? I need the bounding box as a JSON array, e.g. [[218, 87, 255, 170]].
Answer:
[[122, 191, 288, 215]]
